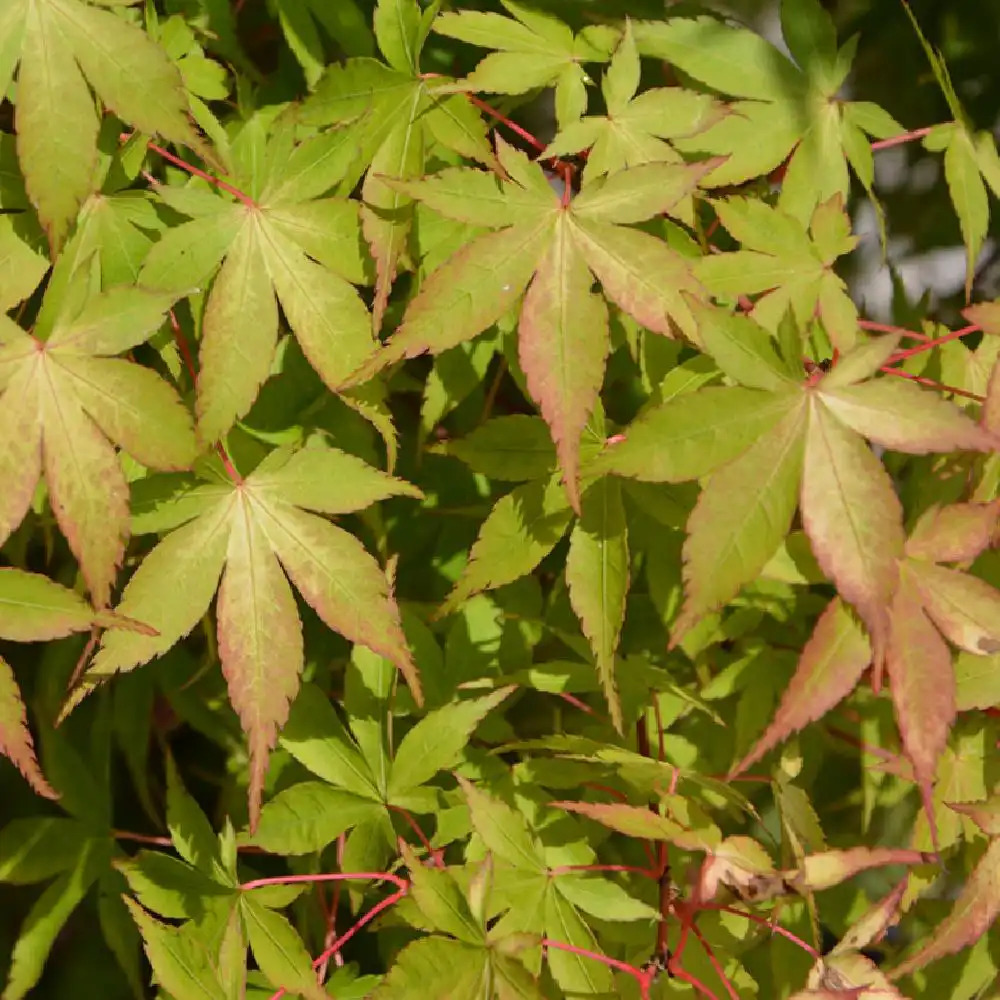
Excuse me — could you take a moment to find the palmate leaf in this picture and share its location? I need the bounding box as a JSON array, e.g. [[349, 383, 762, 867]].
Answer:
[[433, 1, 617, 129], [298, 0, 497, 327], [0, 280, 197, 607], [1, 0, 208, 249], [361, 139, 712, 508], [0, 568, 140, 799], [600, 324, 993, 658], [65, 437, 422, 827], [697, 195, 861, 351], [139, 119, 379, 446], [542, 21, 724, 195], [635, 0, 902, 224]]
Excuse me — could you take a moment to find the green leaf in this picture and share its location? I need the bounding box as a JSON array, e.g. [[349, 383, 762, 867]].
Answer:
[[3, 839, 106, 1000], [166, 754, 225, 880], [543, 885, 614, 994], [279, 683, 380, 801], [0, 567, 101, 641], [124, 900, 228, 1000], [401, 844, 484, 944], [734, 599, 870, 774], [690, 302, 798, 391], [253, 783, 381, 854], [441, 474, 574, 614], [673, 398, 806, 639], [373, 0, 424, 74], [596, 387, 800, 483], [442, 415, 556, 482], [801, 396, 904, 653], [554, 874, 659, 922], [565, 477, 629, 730], [242, 897, 327, 1000], [458, 776, 545, 872], [0, 817, 88, 884], [554, 800, 716, 852], [370, 935, 491, 999], [387, 687, 513, 800]]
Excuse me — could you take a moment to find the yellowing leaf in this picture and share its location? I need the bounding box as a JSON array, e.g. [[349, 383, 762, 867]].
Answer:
[[909, 561, 1000, 655], [733, 599, 871, 776], [673, 398, 805, 639], [801, 395, 904, 654], [886, 567, 955, 836], [891, 837, 1000, 978]]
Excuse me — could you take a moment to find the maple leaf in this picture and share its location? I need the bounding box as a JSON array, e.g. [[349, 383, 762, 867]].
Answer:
[[357, 136, 715, 510], [735, 498, 1000, 847], [542, 20, 725, 210], [432, 1, 620, 128], [436, 412, 630, 728], [698, 194, 861, 352], [137, 113, 387, 447], [296, 0, 497, 327], [1, 0, 210, 250], [0, 568, 148, 799], [634, 0, 903, 225], [0, 267, 197, 607], [63, 436, 423, 828], [596, 318, 996, 658]]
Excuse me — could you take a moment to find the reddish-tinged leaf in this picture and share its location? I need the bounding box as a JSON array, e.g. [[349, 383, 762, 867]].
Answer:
[[258, 500, 421, 704], [82, 498, 233, 695], [40, 373, 129, 608], [371, 221, 553, 371], [908, 560, 1000, 655], [947, 796, 1000, 836], [905, 501, 1000, 562], [554, 800, 716, 852], [0, 568, 99, 641], [832, 879, 909, 956], [570, 215, 702, 339], [596, 387, 798, 483], [819, 379, 997, 454], [217, 495, 304, 830], [673, 399, 805, 640], [0, 657, 57, 800], [820, 334, 901, 390], [891, 837, 1000, 978], [519, 217, 609, 511], [886, 567, 955, 840], [0, 368, 41, 549], [801, 396, 904, 654], [565, 478, 629, 730], [732, 598, 871, 776], [697, 836, 780, 903], [787, 847, 934, 893]]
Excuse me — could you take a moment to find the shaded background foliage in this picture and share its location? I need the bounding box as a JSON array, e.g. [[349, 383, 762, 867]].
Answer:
[[3, 0, 1000, 998]]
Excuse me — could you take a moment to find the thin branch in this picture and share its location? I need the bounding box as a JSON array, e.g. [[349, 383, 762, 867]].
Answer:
[[870, 126, 935, 150], [242, 870, 409, 893], [878, 365, 986, 401]]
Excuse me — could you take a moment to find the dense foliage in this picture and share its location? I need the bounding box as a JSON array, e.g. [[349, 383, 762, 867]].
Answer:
[[2, 0, 1000, 997]]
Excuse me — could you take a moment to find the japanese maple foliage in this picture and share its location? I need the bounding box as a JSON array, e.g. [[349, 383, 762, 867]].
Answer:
[[2, 0, 1000, 998]]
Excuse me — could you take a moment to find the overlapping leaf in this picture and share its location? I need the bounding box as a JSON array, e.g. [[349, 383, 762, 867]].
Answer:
[[697, 194, 861, 352], [359, 137, 715, 509], [296, 0, 497, 326], [635, 0, 902, 224], [138, 115, 380, 445], [597, 320, 995, 661], [1, 0, 209, 248], [0, 275, 197, 606], [542, 21, 724, 199], [66, 436, 422, 826], [432, 1, 619, 128]]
